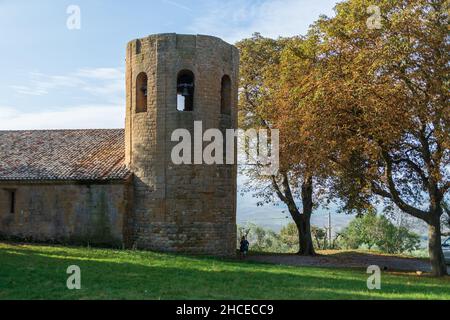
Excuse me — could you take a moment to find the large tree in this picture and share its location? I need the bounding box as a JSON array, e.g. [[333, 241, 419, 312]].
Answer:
[[236, 34, 329, 255], [304, 0, 449, 276]]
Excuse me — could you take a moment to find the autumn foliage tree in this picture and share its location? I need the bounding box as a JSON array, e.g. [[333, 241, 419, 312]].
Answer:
[[302, 0, 449, 276], [236, 34, 330, 256], [237, 0, 448, 276]]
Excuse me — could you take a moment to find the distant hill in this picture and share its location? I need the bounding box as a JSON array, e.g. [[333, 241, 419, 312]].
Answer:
[[237, 191, 433, 240]]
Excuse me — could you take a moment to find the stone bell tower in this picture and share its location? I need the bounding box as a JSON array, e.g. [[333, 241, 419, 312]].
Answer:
[[125, 34, 239, 256]]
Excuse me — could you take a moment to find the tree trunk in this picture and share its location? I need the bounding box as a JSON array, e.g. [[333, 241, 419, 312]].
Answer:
[[428, 216, 447, 277], [273, 173, 316, 256], [296, 215, 316, 256], [296, 176, 316, 256]]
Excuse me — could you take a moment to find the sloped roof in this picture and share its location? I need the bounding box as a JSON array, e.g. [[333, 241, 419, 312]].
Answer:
[[0, 129, 130, 182]]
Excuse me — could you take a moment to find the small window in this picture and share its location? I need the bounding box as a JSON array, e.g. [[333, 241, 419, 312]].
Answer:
[[136, 72, 148, 113], [220, 75, 232, 115], [6, 189, 16, 214], [136, 39, 142, 54], [177, 70, 195, 112]]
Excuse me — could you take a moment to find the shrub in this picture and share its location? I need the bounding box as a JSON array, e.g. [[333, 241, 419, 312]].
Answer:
[[340, 213, 421, 254], [238, 223, 288, 253]]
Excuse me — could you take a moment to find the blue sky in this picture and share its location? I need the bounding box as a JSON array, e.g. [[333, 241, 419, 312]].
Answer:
[[0, 0, 348, 230]]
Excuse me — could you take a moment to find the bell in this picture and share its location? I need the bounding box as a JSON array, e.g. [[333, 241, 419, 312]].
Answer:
[[182, 85, 190, 97], [140, 85, 147, 97]]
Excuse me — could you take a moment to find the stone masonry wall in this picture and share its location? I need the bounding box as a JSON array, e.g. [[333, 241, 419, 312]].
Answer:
[[0, 182, 130, 246], [125, 34, 239, 256]]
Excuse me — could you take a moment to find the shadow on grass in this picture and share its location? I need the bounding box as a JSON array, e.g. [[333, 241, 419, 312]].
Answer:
[[248, 250, 426, 261], [0, 245, 449, 300], [246, 250, 437, 274], [322, 251, 427, 261]]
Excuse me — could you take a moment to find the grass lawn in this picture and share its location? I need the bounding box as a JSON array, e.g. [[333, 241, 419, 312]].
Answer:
[[0, 242, 449, 300]]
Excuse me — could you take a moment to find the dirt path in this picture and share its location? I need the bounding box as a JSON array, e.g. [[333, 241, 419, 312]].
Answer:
[[247, 251, 450, 273]]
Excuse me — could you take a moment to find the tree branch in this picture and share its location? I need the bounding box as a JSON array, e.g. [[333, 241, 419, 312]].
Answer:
[[271, 175, 288, 204], [441, 182, 450, 197], [391, 157, 429, 188], [381, 151, 429, 222], [281, 172, 302, 216], [371, 182, 393, 199]]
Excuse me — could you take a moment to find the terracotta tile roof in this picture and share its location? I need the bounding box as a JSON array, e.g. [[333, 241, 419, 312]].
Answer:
[[0, 129, 130, 182]]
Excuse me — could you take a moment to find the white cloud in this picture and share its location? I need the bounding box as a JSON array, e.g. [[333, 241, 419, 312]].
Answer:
[[162, 0, 193, 12], [10, 67, 125, 104], [3, 67, 126, 130], [10, 72, 84, 96], [74, 68, 124, 80], [9, 85, 48, 96], [0, 104, 124, 130], [191, 0, 337, 43]]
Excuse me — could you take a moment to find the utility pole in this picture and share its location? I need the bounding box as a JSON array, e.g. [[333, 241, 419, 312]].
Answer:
[[328, 212, 332, 249]]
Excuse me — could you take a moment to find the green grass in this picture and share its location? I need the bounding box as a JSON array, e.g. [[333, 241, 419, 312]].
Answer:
[[0, 242, 449, 300]]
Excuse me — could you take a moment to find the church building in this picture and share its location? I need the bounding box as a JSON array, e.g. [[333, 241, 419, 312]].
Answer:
[[0, 34, 239, 256]]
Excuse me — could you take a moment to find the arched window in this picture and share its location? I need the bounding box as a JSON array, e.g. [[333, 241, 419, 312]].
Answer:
[[220, 75, 232, 115], [136, 39, 142, 54], [136, 72, 148, 113], [177, 70, 195, 112]]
